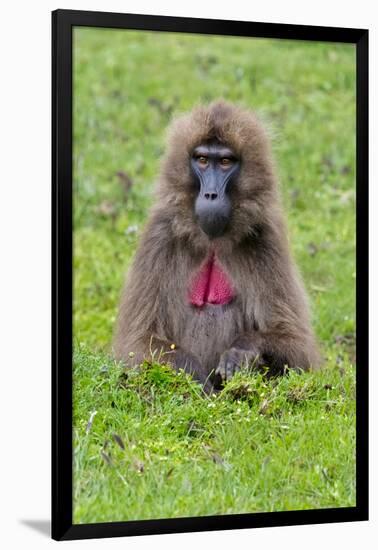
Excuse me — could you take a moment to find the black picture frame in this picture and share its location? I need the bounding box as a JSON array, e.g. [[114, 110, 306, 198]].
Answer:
[[52, 8, 369, 541]]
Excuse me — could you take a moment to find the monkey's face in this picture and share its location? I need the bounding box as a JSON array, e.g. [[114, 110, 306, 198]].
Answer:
[[190, 141, 240, 239]]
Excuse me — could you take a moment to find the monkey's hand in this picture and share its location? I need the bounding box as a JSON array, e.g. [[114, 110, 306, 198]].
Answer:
[[214, 346, 262, 387], [163, 347, 213, 392], [169, 348, 201, 375]]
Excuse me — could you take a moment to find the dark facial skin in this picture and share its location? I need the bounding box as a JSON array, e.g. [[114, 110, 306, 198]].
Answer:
[[190, 142, 240, 238]]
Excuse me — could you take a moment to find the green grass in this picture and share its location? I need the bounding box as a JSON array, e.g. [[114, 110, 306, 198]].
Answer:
[[73, 28, 356, 523], [74, 347, 355, 522]]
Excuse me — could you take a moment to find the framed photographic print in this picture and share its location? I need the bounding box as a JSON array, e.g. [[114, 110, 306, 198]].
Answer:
[[52, 9, 369, 541]]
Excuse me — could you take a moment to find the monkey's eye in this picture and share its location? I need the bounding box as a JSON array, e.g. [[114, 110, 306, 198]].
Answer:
[[220, 158, 233, 167], [197, 156, 209, 167]]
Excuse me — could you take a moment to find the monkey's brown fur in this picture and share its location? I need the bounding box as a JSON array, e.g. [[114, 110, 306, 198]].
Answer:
[[114, 101, 320, 390]]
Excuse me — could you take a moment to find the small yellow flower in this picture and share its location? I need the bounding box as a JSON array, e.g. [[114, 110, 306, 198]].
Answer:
[[128, 351, 135, 358], [170, 343, 176, 350]]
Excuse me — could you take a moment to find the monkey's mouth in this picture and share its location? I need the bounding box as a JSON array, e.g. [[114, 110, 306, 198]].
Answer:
[[188, 254, 234, 307]]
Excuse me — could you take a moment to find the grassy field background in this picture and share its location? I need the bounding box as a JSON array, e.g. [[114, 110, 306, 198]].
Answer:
[[73, 28, 356, 524]]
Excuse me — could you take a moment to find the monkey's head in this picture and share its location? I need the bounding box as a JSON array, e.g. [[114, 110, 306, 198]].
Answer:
[[158, 101, 281, 247]]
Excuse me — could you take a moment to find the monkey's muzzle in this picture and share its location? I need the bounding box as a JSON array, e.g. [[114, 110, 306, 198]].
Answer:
[[195, 194, 231, 239], [193, 166, 234, 239]]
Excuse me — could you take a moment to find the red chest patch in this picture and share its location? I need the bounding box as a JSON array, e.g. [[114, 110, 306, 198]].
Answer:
[[188, 254, 235, 307]]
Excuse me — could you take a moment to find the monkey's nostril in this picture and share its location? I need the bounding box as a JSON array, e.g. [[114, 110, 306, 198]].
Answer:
[[204, 192, 218, 200]]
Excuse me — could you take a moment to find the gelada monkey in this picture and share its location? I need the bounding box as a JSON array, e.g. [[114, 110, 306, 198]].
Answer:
[[114, 101, 320, 391]]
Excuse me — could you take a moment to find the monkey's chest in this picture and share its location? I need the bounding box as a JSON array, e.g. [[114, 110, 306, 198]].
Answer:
[[188, 254, 235, 307]]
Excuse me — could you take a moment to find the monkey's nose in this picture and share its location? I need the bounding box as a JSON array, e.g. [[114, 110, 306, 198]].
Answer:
[[204, 192, 218, 201]]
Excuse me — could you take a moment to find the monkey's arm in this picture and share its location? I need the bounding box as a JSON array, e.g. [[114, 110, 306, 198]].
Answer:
[[215, 232, 321, 385], [114, 214, 209, 388], [215, 252, 321, 386]]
